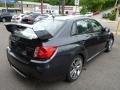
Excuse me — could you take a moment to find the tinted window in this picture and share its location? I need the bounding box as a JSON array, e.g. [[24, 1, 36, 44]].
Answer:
[[30, 13, 40, 18], [89, 20, 103, 32], [33, 19, 64, 36], [35, 15, 48, 22], [23, 13, 40, 19], [76, 20, 92, 35]]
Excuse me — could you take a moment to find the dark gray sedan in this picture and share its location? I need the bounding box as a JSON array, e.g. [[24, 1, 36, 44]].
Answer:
[[5, 16, 114, 82]]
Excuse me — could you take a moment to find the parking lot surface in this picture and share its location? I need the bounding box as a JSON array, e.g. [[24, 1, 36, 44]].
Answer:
[[0, 23, 120, 90]]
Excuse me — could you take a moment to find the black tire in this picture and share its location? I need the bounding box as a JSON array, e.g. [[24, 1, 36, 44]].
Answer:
[[66, 55, 83, 82], [105, 38, 114, 52]]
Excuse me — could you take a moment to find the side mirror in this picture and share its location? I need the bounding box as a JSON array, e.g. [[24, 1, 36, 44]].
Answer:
[[102, 27, 110, 32]]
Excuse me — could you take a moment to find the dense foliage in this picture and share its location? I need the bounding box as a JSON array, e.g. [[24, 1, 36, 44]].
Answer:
[[22, 0, 74, 5], [0, 0, 116, 12], [80, 0, 116, 13], [22, 0, 116, 12]]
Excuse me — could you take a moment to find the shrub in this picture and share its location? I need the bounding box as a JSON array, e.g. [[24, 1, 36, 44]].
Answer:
[[109, 11, 116, 21], [80, 6, 89, 14]]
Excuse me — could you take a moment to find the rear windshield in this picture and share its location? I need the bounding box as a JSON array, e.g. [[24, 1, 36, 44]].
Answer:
[[33, 19, 65, 36], [30, 13, 40, 18]]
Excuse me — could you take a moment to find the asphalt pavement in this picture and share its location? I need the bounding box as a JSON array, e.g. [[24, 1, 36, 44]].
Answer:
[[0, 22, 120, 90]]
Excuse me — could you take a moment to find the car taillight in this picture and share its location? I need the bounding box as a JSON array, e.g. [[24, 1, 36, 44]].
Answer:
[[16, 16, 20, 20], [28, 16, 33, 20], [16, 18, 20, 20], [34, 46, 57, 60]]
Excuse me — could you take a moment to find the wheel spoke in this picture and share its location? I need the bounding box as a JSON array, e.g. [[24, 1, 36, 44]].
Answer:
[[73, 70, 77, 79], [71, 69, 76, 78], [70, 69, 74, 76], [77, 70, 80, 76]]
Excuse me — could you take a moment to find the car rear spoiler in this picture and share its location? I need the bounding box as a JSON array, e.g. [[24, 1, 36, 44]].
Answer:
[[5, 23, 33, 33], [5, 23, 53, 40]]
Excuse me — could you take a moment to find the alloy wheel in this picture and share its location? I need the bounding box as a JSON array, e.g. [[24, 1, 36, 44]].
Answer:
[[70, 57, 83, 80]]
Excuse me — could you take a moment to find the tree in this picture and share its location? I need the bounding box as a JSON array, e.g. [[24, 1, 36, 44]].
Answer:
[[22, 0, 74, 5], [22, 0, 116, 12], [80, 0, 105, 12], [80, 0, 116, 13]]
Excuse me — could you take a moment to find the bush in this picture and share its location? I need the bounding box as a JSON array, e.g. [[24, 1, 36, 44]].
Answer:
[[80, 6, 89, 14], [109, 11, 116, 21]]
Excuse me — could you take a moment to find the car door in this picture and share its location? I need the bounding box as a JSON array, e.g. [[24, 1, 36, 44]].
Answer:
[[88, 19, 108, 52], [71, 19, 100, 60]]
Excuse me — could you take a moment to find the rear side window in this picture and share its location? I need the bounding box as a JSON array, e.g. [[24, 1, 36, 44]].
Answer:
[[71, 20, 92, 35], [77, 20, 88, 34], [33, 19, 64, 36]]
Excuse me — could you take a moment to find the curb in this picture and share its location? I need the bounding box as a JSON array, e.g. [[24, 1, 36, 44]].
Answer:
[[100, 19, 117, 23], [113, 31, 120, 35], [94, 18, 117, 23]]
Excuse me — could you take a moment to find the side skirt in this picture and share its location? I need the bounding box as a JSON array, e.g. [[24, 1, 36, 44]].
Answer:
[[86, 48, 106, 62]]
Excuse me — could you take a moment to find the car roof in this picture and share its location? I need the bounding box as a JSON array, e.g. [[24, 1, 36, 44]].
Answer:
[[51, 15, 90, 21]]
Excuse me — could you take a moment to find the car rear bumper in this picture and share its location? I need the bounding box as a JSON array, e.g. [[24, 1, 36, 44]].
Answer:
[[10, 65, 27, 78], [7, 47, 67, 81]]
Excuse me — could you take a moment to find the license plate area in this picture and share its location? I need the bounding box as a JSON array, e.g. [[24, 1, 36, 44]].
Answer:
[[9, 35, 35, 62]]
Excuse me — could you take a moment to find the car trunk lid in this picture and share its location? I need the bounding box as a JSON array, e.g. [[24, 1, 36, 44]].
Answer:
[[5, 23, 53, 63]]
